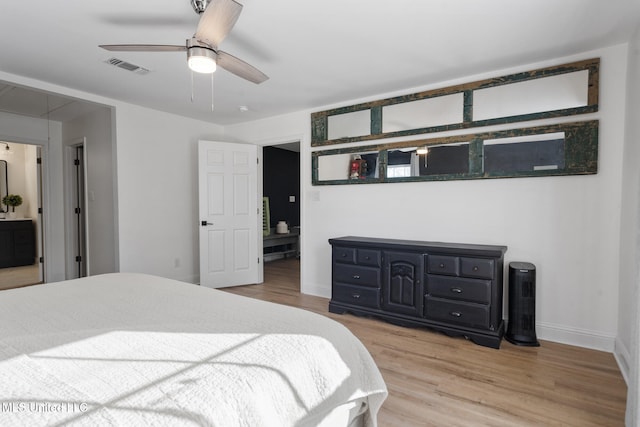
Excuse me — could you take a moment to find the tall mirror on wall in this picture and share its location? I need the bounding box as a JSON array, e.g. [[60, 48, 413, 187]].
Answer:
[[0, 160, 7, 215]]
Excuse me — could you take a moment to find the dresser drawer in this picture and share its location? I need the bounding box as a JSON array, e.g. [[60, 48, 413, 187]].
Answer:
[[427, 255, 459, 276], [334, 264, 381, 288], [357, 249, 381, 267], [424, 297, 490, 329], [460, 257, 494, 279], [333, 247, 356, 264], [426, 275, 491, 304], [333, 284, 380, 309]]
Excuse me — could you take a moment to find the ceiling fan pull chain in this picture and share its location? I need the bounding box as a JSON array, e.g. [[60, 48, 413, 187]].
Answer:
[[190, 71, 195, 103], [211, 73, 215, 113]]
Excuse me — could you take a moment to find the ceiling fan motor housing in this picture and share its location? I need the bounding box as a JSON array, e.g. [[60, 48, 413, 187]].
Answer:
[[191, 0, 212, 14]]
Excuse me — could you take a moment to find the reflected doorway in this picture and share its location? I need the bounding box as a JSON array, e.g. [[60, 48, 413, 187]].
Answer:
[[0, 142, 45, 290]]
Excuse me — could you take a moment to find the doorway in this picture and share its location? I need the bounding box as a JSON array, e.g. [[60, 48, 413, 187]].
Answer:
[[262, 141, 301, 290], [0, 141, 45, 290]]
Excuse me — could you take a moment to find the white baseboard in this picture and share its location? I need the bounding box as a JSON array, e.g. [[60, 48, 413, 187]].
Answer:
[[536, 321, 616, 352], [301, 282, 330, 298], [614, 337, 631, 385]]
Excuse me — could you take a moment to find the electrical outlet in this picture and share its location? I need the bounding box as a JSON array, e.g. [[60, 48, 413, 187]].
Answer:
[[289, 195, 295, 203]]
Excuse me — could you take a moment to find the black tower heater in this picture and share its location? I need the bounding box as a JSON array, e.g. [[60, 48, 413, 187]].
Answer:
[[506, 262, 540, 346]]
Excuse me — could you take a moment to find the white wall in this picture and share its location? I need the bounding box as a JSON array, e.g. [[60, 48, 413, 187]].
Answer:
[[226, 44, 629, 352], [114, 103, 225, 283], [64, 107, 117, 276], [620, 23, 640, 427]]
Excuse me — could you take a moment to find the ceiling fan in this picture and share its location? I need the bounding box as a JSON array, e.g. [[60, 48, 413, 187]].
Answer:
[[99, 0, 268, 84]]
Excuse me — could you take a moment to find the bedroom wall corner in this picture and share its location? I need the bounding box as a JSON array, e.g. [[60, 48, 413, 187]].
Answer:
[[619, 21, 640, 427], [114, 103, 225, 283]]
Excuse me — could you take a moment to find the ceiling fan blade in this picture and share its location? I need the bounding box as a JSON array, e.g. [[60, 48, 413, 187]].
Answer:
[[99, 44, 186, 52], [195, 0, 243, 48], [217, 50, 268, 84]]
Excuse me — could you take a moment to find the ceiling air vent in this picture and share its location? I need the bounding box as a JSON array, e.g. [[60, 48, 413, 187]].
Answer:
[[105, 58, 150, 75]]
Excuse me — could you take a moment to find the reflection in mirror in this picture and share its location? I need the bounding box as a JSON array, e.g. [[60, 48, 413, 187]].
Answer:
[[420, 143, 470, 176], [387, 148, 417, 178], [317, 151, 379, 181], [327, 109, 371, 140], [382, 93, 464, 133], [473, 70, 589, 121], [483, 132, 565, 174], [0, 160, 7, 213], [386, 143, 470, 179]]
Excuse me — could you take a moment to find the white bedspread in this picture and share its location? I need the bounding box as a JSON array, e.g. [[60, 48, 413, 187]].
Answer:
[[0, 273, 387, 426]]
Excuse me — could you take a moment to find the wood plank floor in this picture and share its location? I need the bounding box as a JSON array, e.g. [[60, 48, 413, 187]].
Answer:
[[222, 258, 627, 427], [0, 264, 41, 290]]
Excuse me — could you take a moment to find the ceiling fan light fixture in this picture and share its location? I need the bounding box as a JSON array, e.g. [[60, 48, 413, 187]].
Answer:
[[187, 46, 217, 73]]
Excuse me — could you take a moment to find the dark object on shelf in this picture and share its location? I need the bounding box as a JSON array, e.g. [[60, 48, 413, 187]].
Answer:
[[506, 262, 540, 346], [328, 236, 507, 349]]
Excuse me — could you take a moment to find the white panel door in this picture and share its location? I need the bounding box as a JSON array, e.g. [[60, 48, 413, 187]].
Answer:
[[199, 140, 260, 288]]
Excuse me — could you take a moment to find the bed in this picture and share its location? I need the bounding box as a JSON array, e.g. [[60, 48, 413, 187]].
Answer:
[[0, 273, 387, 426]]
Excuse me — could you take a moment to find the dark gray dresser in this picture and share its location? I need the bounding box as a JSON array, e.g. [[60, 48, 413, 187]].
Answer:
[[329, 236, 507, 348], [0, 219, 36, 268]]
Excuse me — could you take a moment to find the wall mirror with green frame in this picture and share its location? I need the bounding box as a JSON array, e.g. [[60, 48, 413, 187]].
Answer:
[[311, 58, 599, 147], [311, 120, 598, 185]]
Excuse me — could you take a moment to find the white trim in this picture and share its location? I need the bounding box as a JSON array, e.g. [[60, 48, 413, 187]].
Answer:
[[536, 321, 616, 352], [614, 336, 631, 385]]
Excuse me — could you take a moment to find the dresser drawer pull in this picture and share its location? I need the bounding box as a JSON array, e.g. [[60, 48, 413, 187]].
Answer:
[[351, 293, 361, 299], [450, 287, 463, 293], [352, 275, 361, 279], [341, 253, 347, 257], [450, 311, 462, 317], [365, 256, 370, 260], [439, 263, 445, 268], [473, 266, 479, 271]]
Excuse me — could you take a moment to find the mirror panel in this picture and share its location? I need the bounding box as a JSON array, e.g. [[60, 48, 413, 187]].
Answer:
[[473, 71, 589, 121], [385, 143, 471, 179], [483, 133, 566, 174], [327, 109, 371, 140], [0, 160, 6, 212], [317, 151, 379, 182], [382, 93, 464, 133], [420, 143, 470, 176]]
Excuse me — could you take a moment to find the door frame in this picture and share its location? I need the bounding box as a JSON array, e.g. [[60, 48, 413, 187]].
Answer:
[[259, 137, 302, 287], [63, 138, 89, 279]]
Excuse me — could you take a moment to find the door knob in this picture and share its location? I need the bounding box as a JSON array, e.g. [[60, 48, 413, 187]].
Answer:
[[201, 221, 213, 226]]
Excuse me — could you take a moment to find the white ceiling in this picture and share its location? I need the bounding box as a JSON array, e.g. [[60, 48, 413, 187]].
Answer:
[[0, 0, 639, 125]]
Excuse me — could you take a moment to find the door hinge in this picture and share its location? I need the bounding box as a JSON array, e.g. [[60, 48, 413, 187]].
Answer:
[[39, 257, 44, 264], [258, 257, 260, 264], [257, 157, 259, 164], [74, 159, 80, 166], [75, 256, 82, 262], [38, 207, 43, 214], [75, 207, 81, 214], [37, 157, 42, 164]]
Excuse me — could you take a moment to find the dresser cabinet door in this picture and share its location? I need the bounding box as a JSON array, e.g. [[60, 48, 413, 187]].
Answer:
[[382, 251, 423, 316]]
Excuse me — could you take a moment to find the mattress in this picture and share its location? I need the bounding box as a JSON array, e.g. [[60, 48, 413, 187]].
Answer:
[[0, 273, 387, 426]]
